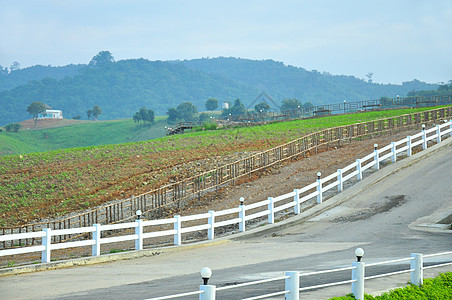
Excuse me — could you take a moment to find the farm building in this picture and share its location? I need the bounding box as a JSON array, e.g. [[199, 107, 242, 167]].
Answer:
[[38, 104, 63, 119]]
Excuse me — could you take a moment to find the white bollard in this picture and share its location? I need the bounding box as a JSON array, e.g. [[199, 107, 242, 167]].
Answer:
[[294, 189, 301, 215], [337, 169, 343, 192], [391, 142, 397, 163], [268, 197, 275, 224], [410, 253, 423, 286], [199, 285, 216, 300], [239, 198, 246, 232], [135, 219, 143, 250], [422, 125, 427, 149], [92, 224, 101, 256], [208, 211, 215, 240], [285, 271, 300, 300], [316, 172, 322, 204], [174, 215, 181, 246], [449, 120, 452, 137], [436, 125, 441, 143], [351, 261, 365, 300], [356, 159, 362, 181], [41, 228, 52, 263], [407, 136, 412, 157], [373, 144, 379, 170]]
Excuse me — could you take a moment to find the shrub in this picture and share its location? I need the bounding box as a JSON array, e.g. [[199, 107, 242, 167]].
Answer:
[[5, 123, 21, 132]]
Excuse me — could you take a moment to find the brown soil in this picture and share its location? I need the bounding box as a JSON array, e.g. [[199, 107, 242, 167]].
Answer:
[[19, 118, 93, 130]]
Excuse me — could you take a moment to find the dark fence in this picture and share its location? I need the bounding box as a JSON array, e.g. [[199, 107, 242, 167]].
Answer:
[[1, 106, 452, 248]]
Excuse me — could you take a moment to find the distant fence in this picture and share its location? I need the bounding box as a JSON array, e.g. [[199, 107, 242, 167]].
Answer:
[[1, 120, 451, 262], [222, 95, 452, 123], [1, 106, 451, 248], [144, 250, 452, 300]]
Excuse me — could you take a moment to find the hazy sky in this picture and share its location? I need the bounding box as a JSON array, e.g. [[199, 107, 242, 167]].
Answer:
[[1, 0, 451, 84]]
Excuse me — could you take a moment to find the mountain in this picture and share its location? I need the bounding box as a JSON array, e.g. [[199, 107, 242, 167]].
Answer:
[[0, 56, 439, 126]]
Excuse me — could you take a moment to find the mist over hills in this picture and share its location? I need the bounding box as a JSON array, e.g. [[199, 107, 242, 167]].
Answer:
[[0, 56, 437, 126]]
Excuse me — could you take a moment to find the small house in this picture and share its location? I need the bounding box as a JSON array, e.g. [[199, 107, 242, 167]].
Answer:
[[38, 104, 63, 119]]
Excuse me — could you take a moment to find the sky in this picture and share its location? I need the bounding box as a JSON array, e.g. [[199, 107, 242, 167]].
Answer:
[[0, 0, 451, 84]]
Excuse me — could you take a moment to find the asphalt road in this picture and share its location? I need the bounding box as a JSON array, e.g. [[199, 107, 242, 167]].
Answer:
[[1, 139, 451, 300]]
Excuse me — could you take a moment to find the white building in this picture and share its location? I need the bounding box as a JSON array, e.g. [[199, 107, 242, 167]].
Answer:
[[38, 107, 63, 119]]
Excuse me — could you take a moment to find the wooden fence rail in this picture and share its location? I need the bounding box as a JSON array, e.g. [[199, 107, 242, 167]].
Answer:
[[1, 106, 451, 249]]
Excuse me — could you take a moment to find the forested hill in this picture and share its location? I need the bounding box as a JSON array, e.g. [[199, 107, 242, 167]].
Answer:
[[0, 56, 439, 126], [179, 57, 437, 105]]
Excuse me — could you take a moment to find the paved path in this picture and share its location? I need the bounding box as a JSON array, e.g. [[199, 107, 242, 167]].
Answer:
[[1, 139, 451, 300]]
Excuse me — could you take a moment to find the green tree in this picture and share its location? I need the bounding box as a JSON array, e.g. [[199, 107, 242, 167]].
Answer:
[[89, 51, 115, 67], [87, 109, 93, 120], [5, 123, 22, 132], [280, 98, 302, 111], [176, 102, 198, 121], [167, 108, 179, 124], [222, 99, 246, 116], [92, 105, 102, 120], [205, 98, 218, 111], [254, 102, 270, 113], [26, 101, 47, 127], [137, 106, 155, 125]]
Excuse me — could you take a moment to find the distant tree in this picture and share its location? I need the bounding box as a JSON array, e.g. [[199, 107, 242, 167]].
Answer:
[[87, 109, 93, 120], [280, 98, 302, 111], [133, 112, 141, 124], [198, 113, 209, 122], [26, 101, 47, 127], [167, 108, 179, 124], [135, 106, 155, 125], [302, 101, 314, 109], [72, 115, 81, 120], [254, 102, 270, 113], [205, 98, 218, 111], [176, 102, 198, 121], [222, 99, 246, 116], [10, 61, 20, 72], [92, 105, 102, 120], [5, 123, 21, 132], [89, 51, 115, 67], [366, 72, 374, 83]]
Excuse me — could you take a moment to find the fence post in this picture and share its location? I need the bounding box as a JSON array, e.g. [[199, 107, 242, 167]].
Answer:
[[92, 224, 101, 256], [373, 144, 379, 170], [407, 136, 412, 157], [436, 125, 441, 143], [337, 169, 343, 192], [199, 285, 216, 300], [294, 189, 301, 215], [135, 219, 143, 251], [316, 172, 322, 204], [391, 142, 397, 163], [174, 215, 181, 246], [422, 124, 427, 149], [449, 120, 452, 137], [268, 197, 275, 224], [41, 228, 52, 263], [351, 261, 365, 300], [410, 253, 423, 286], [285, 271, 300, 300], [239, 197, 246, 232], [208, 210, 215, 240], [356, 159, 362, 181]]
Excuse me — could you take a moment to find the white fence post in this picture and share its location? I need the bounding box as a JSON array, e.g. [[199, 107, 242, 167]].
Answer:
[[199, 285, 216, 300], [450, 120, 452, 137], [268, 197, 275, 224], [316, 172, 322, 204], [41, 228, 52, 263], [208, 210, 215, 240], [391, 142, 397, 163], [422, 124, 427, 149], [239, 197, 246, 232], [285, 271, 300, 300], [135, 219, 143, 251], [436, 125, 441, 143], [351, 261, 365, 300], [373, 144, 379, 170], [337, 169, 343, 192], [356, 159, 362, 181], [410, 253, 423, 286], [407, 136, 412, 157], [174, 215, 181, 246], [92, 224, 101, 256], [294, 189, 301, 215]]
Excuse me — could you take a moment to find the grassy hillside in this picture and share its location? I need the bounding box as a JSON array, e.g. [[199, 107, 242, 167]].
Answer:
[[0, 117, 168, 156], [1, 106, 448, 227]]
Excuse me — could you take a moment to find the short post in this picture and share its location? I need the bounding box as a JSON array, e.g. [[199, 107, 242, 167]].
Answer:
[[200, 267, 215, 300], [208, 210, 215, 240], [92, 224, 101, 256], [410, 253, 423, 286], [373, 144, 379, 170], [316, 172, 322, 204], [436, 125, 441, 143], [174, 215, 181, 246], [422, 124, 427, 149], [41, 228, 52, 263], [135, 219, 143, 250], [356, 159, 362, 181], [239, 197, 246, 232], [449, 120, 452, 137], [407, 136, 412, 157], [294, 189, 301, 215], [337, 169, 343, 192], [285, 271, 300, 300], [351, 248, 365, 300], [268, 197, 275, 224], [391, 142, 397, 163]]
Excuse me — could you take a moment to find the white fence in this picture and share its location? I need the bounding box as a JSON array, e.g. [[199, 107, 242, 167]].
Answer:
[[1, 121, 451, 264], [145, 250, 452, 300]]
